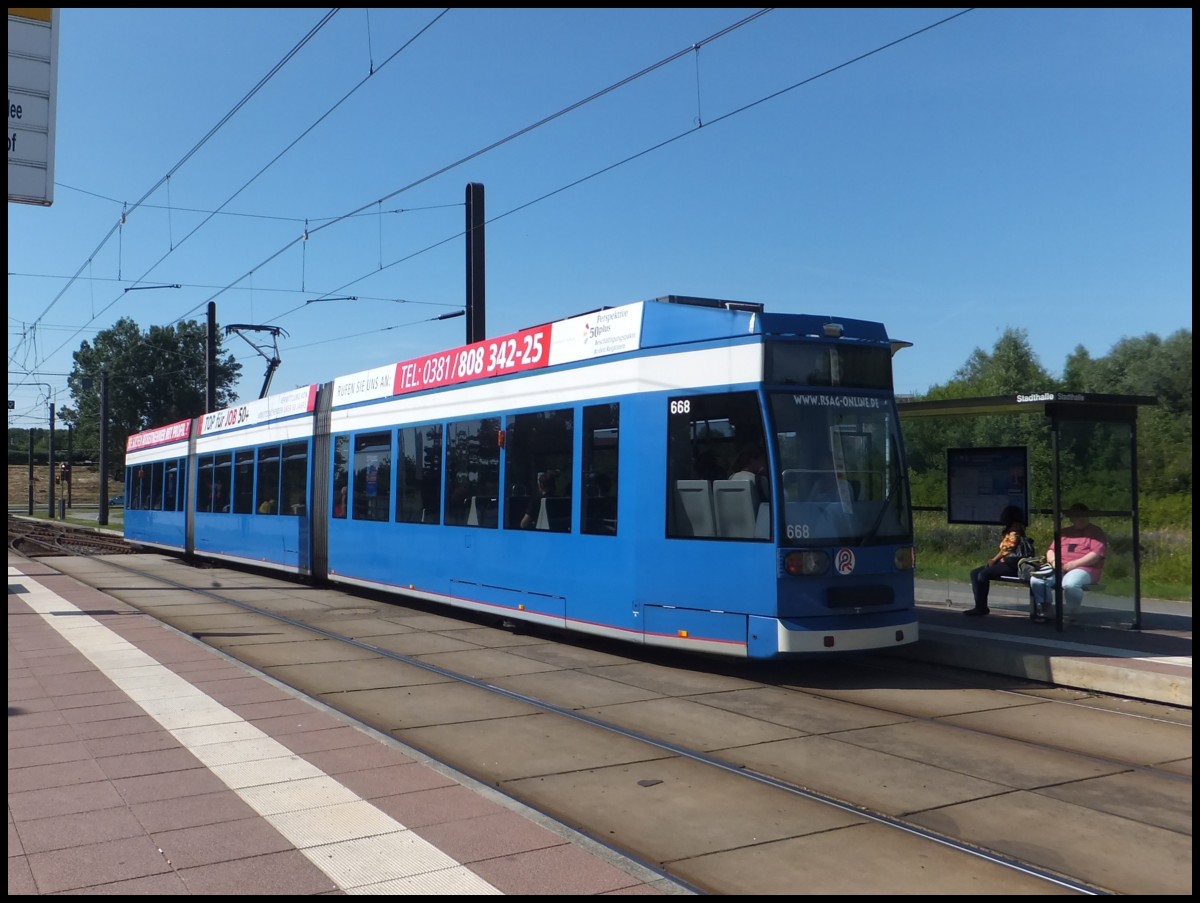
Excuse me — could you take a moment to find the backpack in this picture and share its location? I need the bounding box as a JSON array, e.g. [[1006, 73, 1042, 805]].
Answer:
[[1014, 535, 1044, 582], [1017, 554, 1048, 582], [1015, 534, 1036, 562]]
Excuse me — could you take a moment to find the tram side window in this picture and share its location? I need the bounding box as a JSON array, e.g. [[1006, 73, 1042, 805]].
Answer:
[[353, 433, 392, 522], [397, 425, 442, 524], [213, 453, 232, 513], [665, 391, 770, 541], [445, 418, 500, 528], [197, 458, 214, 512], [257, 446, 281, 515], [233, 450, 255, 514], [504, 408, 574, 533], [582, 404, 619, 536], [164, 460, 180, 512], [197, 455, 230, 513], [332, 436, 349, 518], [148, 461, 164, 510], [128, 467, 145, 510], [281, 442, 308, 516]]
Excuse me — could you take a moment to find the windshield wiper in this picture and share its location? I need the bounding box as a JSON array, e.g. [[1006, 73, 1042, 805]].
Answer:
[[862, 481, 901, 546]]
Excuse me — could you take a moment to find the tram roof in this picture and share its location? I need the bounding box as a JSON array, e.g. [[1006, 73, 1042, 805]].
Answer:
[[636, 295, 895, 345]]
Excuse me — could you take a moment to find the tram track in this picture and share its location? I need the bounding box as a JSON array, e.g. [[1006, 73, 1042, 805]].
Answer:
[[9, 527, 1192, 895], [8, 515, 142, 558]]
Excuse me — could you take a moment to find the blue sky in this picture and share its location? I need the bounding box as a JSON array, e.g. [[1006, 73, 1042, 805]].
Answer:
[[8, 8, 1192, 426]]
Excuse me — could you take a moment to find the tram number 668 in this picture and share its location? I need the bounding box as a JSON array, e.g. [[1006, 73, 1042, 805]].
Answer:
[[786, 523, 811, 539], [669, 399, 691, 415]]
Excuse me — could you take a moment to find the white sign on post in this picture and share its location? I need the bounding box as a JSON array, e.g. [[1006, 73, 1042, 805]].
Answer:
[[8, 8, 59, 206]]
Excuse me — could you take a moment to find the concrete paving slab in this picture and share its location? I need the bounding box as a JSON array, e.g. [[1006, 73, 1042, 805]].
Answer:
[[908, 790, 1192, 896]]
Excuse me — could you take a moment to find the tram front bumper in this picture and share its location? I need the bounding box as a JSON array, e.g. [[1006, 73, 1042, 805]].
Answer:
[[753, 612, 919, 656]]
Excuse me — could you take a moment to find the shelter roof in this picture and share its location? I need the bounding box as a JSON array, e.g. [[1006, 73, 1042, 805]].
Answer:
[[897, 392, 1158, 421]]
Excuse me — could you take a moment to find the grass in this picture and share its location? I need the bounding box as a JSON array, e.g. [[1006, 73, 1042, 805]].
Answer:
[[9, 463, 114, 509], [913, 511, 1191, 602]]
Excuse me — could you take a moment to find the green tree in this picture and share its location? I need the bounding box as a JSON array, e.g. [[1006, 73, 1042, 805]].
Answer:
[[1063, 330, 1192, 496], [904, 326, 1191, 520], [57, 318, 241, 475], [947, 328, 1056, 396], [903, 329, 1058, 507]]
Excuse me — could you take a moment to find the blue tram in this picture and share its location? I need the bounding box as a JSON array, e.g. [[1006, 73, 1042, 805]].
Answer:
[[123, 296, 918, 658]]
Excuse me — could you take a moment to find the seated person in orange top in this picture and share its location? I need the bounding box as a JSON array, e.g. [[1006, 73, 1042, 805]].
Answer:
[[1029, 503, 1108, 620], [964, 505, 1032, 617]]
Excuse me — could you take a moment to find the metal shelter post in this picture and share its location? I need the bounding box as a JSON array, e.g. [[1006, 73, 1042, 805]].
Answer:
[[1129, 417, 1142, 630], [1048, 410, 1064, 631]]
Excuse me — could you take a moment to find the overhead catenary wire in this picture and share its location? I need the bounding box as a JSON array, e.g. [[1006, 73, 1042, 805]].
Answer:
[[15, 9, 978, 403], [283, 9, 978, 333], [8, 267, 461, 308], [19, 5, 762, 380], [13, 8, 785, 377], [29, 9, 451, 371], [23, 9, 343, 334], [43, 7, 451, 367], [170, 9, 778, 328]]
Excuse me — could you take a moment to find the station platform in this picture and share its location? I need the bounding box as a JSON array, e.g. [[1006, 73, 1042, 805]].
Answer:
[[8, 553, 1190, 895], [7, 556, 687, 895], [902, 578, 1191, 709]]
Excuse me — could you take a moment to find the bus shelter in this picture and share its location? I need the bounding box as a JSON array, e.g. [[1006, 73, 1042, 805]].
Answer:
[[898, 392, 1159, 631]]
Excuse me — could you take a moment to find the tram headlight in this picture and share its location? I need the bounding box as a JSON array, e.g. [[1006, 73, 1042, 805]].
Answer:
[[894, 546, 916, 571], [784, 550, 829, 576]]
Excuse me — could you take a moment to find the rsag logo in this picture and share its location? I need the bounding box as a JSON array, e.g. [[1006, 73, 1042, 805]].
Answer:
[[835, 547, 856, 575]]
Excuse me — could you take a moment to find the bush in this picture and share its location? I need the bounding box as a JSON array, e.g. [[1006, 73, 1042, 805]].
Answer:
[[1140, 494, 1193, 530]]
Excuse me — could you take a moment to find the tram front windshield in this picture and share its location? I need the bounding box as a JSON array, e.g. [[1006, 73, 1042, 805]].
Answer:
[[769, 392, 912, 547]]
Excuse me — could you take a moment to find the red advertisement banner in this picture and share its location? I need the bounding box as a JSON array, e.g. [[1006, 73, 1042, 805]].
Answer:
[[392, 323, 552, 395]]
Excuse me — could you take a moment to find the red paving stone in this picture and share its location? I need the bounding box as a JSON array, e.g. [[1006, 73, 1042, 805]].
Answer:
[[8, 558, 676, 895]]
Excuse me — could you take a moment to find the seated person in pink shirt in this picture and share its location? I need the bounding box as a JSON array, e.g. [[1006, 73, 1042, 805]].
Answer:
[[1029, 502, 1107, 620]]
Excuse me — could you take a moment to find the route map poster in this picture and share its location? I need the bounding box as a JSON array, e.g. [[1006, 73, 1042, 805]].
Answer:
[[946, 446, 1029, 526]]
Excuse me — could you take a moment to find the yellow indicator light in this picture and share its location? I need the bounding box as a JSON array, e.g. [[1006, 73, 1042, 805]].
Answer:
[[518, 604, 525, 611], [678, 629, 688, 638], [409, 584, 415, 589]]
